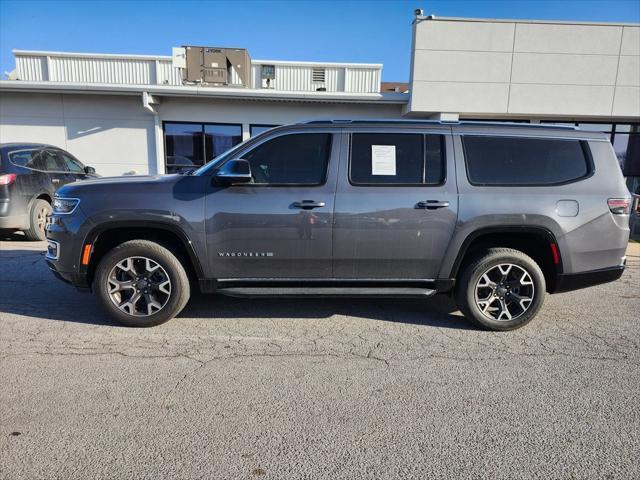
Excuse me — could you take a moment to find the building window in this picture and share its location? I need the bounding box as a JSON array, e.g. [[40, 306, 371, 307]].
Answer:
[[250, 124, 279, 137], [613, 125, 640, 193], [164, 122, 242, 173]]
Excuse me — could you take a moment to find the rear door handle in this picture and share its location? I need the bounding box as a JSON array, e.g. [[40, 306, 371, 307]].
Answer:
[[416, 200, 450, 210], [292, 200, 326, 209]]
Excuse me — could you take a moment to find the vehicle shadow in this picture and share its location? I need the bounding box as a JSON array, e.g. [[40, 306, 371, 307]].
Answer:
[[0, 246, 475, 330], [178, 291, 475, 330], [0, 231, 32, 241]]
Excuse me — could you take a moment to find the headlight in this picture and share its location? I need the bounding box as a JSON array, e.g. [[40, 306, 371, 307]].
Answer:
[[52, 197, 80, 214]]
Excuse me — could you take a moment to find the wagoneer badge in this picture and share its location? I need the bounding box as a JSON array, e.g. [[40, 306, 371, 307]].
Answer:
[[218, 252, 274, 257]]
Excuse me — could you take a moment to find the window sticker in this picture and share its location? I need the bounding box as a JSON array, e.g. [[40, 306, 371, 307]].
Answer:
[[371, 145, 396, 175]]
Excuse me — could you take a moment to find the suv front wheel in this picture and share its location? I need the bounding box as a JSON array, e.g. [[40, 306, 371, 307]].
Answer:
[[94, 240, 191, 327], [455, 248, 546, 331]]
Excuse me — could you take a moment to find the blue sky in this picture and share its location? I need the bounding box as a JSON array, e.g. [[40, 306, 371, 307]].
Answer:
[[1, 0, 639, 81]]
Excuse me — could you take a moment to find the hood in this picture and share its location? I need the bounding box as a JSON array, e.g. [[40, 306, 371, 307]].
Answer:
[[56, 174, 182, 197]]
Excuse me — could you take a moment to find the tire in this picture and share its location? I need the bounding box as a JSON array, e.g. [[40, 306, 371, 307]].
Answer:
[[455, 248, 546, 331], [94, 240, 191, 327], [23, 199, 51, 241]]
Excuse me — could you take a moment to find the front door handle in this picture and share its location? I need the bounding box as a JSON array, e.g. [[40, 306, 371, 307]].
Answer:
[[416, 200, 450, 210], [292, 200, 326, 209]]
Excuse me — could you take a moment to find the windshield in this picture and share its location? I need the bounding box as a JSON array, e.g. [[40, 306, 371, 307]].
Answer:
[[193, 140, 248, 176]]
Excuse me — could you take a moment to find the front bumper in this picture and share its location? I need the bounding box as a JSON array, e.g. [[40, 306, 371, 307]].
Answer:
[[553, 265, 625, 293], [46, 260, 91, 290], [45, 210, 91, 291]]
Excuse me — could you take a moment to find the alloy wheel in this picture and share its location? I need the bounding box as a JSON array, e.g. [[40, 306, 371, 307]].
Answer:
[[36, 205, 49, 232], [106, 256, 172, 317], [474, 263, 535, 321]]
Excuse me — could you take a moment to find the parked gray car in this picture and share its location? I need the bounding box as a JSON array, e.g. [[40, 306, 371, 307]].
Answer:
[[45, 120, 631, 330]]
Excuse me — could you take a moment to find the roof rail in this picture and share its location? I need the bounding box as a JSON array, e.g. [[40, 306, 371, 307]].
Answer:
[[300, 119, 579, 130]]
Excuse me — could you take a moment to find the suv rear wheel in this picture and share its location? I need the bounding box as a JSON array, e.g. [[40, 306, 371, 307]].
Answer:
[[94, 240, 190, 327], [455, 248, 546, 331], [24, 199, 51, 241]]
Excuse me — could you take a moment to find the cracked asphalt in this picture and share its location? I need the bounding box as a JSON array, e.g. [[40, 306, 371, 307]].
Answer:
[[1, 235, 639, 480]]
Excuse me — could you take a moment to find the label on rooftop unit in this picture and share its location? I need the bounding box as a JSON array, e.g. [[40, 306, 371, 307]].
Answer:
[[371, 145, 396, 176]]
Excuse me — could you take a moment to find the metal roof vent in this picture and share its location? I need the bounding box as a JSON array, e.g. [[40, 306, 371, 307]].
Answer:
[[312, 68, 326, 84]]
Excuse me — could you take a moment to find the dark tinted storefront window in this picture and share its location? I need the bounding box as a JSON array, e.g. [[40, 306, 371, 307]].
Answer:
[[614, 125, 640, 178], [204, 124, 243, 162], [250, 124, 279, 137], [164, 122, 242, 173], [463, 137, 590, 186]]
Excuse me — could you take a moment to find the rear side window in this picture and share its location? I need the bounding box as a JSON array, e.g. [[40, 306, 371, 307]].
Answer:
[[463, 136, 591, 186], [242, 133, 331, 185], [350, 133, 445, 185], [24, 150, 65, 172], [8, 150, 37, 167]]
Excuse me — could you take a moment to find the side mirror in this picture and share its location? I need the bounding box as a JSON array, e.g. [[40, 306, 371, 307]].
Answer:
[[84, 165, 96, 175], [214, 159, 252, 184]]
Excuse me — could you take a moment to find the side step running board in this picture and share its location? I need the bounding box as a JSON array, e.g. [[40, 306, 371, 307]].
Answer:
[[216, 287, 437, 298]]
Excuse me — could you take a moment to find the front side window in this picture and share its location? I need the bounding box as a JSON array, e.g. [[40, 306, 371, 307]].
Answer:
[[350, 133, 445, 185], [241, 133, 331, 185], [463, 136, 591, 186], [57, 151, 85, 173]]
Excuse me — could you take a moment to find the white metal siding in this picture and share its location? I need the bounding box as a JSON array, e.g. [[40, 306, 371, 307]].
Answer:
[[251, 63, 379, 92], [16, 56, 48, 81], [345, 68, 380, 93], [13, 52, 381, 93], [156, 60, 182, 85], [48, 56, 153, 84]]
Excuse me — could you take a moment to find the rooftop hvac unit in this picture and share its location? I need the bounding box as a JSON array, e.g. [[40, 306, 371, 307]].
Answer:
[[181, 46, 251, 87]]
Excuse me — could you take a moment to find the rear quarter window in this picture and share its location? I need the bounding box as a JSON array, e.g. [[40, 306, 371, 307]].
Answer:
[[463, 136, 592, 186], [8, 150, 37, 167]]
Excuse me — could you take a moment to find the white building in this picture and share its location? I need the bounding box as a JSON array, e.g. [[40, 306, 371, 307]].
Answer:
[[1, 14, 638, 188]]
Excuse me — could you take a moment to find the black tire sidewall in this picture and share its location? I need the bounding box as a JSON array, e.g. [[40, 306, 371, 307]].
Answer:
[[456, 249, 546, 331], [94, 241, 190, 327]]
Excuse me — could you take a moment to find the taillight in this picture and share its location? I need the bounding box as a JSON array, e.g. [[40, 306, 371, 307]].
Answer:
[[0, 173, 17, 186], [607, 198, 631, 215]]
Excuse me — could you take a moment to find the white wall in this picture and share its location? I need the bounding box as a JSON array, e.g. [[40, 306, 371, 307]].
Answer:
[[156, 96, 403, 125], [0, 93, 156, 176], [1, 91, 404, 175], [408, 18, 640, 119]]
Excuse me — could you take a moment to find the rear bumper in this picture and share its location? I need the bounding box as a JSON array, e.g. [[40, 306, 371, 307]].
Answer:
[[553, 265, 625, 293]]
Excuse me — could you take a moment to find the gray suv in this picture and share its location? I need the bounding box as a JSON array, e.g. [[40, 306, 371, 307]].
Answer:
[[45, 120, 631, 330]]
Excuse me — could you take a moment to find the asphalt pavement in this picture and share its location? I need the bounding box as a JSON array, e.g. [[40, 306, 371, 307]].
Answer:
[[1, 233, 639, 479]]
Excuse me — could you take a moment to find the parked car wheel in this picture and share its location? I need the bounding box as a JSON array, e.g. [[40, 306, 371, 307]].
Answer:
[[94, 240, 190, 327], [23, 199, 51, 241], [455, 248, 546, 331]]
